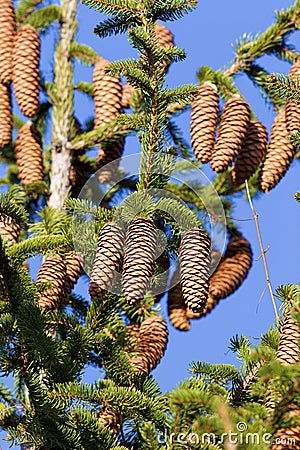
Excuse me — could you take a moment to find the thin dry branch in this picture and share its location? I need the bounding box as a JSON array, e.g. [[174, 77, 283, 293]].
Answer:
[[245, 180, 279, 322]]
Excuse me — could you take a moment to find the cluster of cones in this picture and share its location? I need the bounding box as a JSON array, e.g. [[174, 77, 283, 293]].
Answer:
[[92, 23, 174, 182], [191, 65, 300, 192], [0, 0, 42, 185], [88, 217, 170, 375], [88, 216, 253, 370]]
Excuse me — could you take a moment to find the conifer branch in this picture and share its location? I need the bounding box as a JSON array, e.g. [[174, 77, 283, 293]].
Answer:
[[23, 5, 62, 32], [74, 81, 94, 97], [70, 42, 100, 66], [15, 0, 43, 24]]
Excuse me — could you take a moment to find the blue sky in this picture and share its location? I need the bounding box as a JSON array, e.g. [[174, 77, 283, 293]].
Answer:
[[1, 0, 300, 447]]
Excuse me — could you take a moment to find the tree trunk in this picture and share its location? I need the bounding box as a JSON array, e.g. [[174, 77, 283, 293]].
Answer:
[[49, 0, 78, 210]]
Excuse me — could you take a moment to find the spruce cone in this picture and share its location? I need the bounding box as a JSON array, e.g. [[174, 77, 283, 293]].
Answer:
[[0, 0, 16, 84], [259, 110, 296, 193], [230, 120, 268, 186], [209, 235, 252, 300], [36, 255, 67, 310], [210, 96, 251, 173], [168, 271, 190, 331], [276, 310, 299, 366], [64, 252, 84, 296], [0, 213, 20, 244], [179, 228, 211, 313], [131, 315, 168, 373], [15, 121, 44, 185], [153, 252, 170, 302], [285, 61, 300, 133], [0, 82, 12, 147], [121, 82, 135, 109], [122, 217, 158, 304], [98, 407, 120, 433], [89, 222, 125, 300], [13, 25, 40, 117], [93, 58, 124, 182], [155, 23, 174, 49], [190, 82, 219, 163]]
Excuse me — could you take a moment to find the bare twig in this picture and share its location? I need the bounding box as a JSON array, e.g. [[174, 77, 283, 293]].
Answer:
[[245, 180, 279, 322]]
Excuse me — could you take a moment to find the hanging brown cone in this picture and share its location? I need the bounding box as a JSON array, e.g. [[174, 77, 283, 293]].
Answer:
[[276, 310, 299, 365], [190, 82, 219, 163], [155, 23, 174, 72], [230, 120, 268, 186], [285, 61, 300, 133], [15, 121, 44, 185], [0, 82, 12, 147], [209, 235, 252, 300], [153, 252, 170, 302], [93, 58, 124, 182], [122, 217, 158, 304], [98, 407, 121, 433], [168, 270, 190, 331], [64, 252, 84, 296], [0, 0, 16, 84], [259, 110, 296, 193], [131, 315, 168, 373], [210, 96, 251, 173], [121, 82, 135, 109], [36, 255, 67, 310], [13, 25, 40, 117], [89, 222, 125, 300], [0, 213, 20, 244], [179, 228, 211, 313]]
